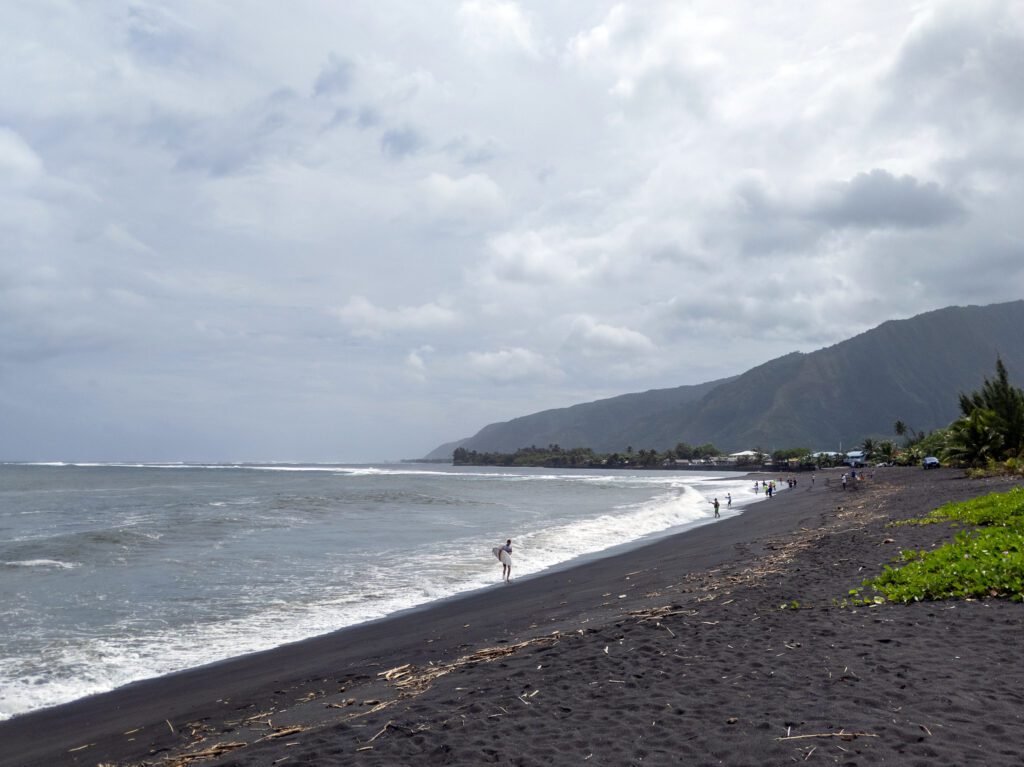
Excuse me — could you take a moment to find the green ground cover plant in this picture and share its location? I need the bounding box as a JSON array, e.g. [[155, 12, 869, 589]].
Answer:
[[852, 487, 1024, 603]]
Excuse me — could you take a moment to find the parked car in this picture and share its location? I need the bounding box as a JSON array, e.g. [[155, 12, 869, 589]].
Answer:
[[922, 456, 940, 469]]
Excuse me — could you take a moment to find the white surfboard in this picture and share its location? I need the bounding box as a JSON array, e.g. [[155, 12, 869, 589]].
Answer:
[[492, 547, 511, 566]]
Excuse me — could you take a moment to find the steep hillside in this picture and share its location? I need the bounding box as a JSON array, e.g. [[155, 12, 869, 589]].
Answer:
[[427, 300, 1024, 458], [423, 378, 731, 459]]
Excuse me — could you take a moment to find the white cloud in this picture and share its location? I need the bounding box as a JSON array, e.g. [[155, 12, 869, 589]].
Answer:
[[457, 0, 541, 58], [332, 297, 459, 338], [475, 227, 613, 287], [0, 127, 43, 177], [406, 345, 434, 382], [465, 347, 562, 383], [421, 171, 506, 220], [566, 4, 725, 108], [566, 316, 656, 357]]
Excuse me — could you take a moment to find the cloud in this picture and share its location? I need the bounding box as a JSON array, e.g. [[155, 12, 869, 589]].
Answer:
[[406, 345, 434, 382], [885, 2, 1024, 123], [444, 135, 501, 166], [125, 4, 197, 68], [0, 127, 44, 177], [475, 228, 612, 287], [421, 172, 506, 220], [332, 296, 459, 338], [566, 4, 718, 111], [313, 54, 355, 97], [812, 169, 966, 229], [2, 1, 1023, 461], [457, 1, 541, 58], [464, 347, 562, 383], [565, 316, 655, 357], [381, 125, 426, 158]]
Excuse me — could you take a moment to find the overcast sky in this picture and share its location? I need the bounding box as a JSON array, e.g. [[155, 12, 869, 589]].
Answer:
[[2, 1, 1023, 462]]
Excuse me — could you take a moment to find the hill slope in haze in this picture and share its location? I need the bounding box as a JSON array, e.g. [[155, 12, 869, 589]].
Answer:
[[426, 301, 1024, 459]]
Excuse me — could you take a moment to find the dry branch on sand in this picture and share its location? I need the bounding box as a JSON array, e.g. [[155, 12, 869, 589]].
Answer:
[[385, 632, 564, 696], [776, 730, 878, 742]]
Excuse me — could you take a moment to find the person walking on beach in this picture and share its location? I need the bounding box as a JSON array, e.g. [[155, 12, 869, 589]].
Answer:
[[712, 497, 720, 518], [726, 492, 732, 508], [498, 539, 512, 582]]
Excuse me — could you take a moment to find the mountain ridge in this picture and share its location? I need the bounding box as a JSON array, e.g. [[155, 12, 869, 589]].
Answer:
[[426, 300, 1024, 459]]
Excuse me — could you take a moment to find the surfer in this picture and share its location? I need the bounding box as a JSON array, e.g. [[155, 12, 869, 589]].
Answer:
[[712, 497, 720, 518], [493, 539, 512, 582]]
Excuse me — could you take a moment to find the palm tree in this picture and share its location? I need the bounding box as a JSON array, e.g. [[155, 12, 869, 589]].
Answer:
[[958, 357, 1024, 459], [861, 438, 876, 461], [944, 409, 1002, 467]]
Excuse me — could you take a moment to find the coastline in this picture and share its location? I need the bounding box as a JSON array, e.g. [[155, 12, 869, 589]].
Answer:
[[3, 468, 1022, 766]]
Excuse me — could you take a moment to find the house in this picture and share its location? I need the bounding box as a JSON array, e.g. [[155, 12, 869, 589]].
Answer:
[[844, 450, 867, 467], [729, 450, 761, 459]]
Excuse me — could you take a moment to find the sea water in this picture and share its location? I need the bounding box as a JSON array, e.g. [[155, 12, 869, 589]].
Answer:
[[0, 462, 762, 719]]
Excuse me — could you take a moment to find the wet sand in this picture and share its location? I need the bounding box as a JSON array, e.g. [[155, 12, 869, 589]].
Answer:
[[3, 468, 1022, 766]]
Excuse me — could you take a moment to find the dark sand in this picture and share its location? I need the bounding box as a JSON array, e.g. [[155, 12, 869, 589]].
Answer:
[[3, 468, 1023, 767]]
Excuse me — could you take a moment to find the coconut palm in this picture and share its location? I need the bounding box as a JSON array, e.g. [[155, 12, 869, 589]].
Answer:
[[876, 440, 897, 464], [944, 409, 1002, 467], [861, 438, 876, 461], [958, 358, 1024, 459]]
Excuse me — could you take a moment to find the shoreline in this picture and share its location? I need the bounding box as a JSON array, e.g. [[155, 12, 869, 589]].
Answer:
[[3, 468, 1022, 766], [0, 467, 760, 724]]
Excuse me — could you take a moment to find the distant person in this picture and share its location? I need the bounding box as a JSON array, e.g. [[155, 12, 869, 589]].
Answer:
[[712, 497, 720, 518], [842, 473, 848, 490], [726, 492, 732, 508]]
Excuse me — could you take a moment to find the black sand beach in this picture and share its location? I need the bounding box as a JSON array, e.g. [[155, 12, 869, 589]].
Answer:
[[3, 468, 1023, 766]]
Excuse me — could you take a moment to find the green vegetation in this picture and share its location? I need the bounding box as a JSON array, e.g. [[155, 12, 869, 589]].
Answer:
[[874, 359, 1024, 475], [453, 445, 601, 468], [945, 358, 1024, 470], [452, 443, 724, 468], [851, 488, 1024, 604]]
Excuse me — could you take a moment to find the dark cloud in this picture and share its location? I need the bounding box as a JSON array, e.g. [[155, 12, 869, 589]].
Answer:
[[884, 5, 1024, 125], [812, 169, 966, 230], [313, 55, 355, 97], [380, 125, 425, 159]]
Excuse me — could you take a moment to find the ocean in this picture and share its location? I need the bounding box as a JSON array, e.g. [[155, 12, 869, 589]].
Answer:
[[0, 462, 763, 720]]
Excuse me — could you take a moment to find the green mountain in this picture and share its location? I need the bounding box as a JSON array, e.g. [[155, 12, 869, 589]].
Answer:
[[426, 300, 1024, 458]]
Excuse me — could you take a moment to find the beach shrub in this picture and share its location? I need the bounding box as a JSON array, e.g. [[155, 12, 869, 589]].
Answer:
[[925, 487, 1024, 527], [862, 527, 1024, 603], [853, 487, 1024, 603]]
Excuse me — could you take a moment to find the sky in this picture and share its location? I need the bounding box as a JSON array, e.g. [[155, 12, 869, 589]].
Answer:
[[2, 1, 1023, 462]]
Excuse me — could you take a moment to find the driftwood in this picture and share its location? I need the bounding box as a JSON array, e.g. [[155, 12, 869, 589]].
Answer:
[[776, 730, 878, 742], [164, 741, 248, 765]]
